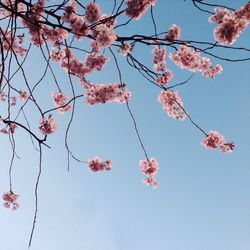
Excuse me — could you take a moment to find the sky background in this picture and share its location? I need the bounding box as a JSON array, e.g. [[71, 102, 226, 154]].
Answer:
[[0, 0, 250, 250]]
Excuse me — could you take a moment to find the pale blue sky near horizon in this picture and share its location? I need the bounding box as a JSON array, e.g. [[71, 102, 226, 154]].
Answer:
[[0, 0, 250, 250]]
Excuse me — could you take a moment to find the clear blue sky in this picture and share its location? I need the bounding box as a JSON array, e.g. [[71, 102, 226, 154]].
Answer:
[[0, 1, 249, 250]]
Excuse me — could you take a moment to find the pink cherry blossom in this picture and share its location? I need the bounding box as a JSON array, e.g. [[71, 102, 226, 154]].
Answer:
[[0, 30, 26, 56], [158, 90, 186, 121], [22, 0, 45, 46], [59, 49, 88, 77], [87, 156, 112, 172], [9, 123, 17, 133], [0, 91, 7, 102], [0, 0, 24, 18], [84, 83, 132, 105], [201, 131, 234, 153], [39, 115, 57, 135], [143, 176, 159, 189], [42, 27, 68, 43], [236, 2, 250, 20], [51, 47, 109, 77], [208, 8, 234, 24], [100, 14, 117, 28], [156, 70, 173, 85], [209, 3, 250, 45], [0, 128, 9, 135], [213, 19, 246, 45], [85, 2, 101, 24], [79, 78, 92, 88], [92, 24, 117, 48], [165, 24, 181, 41], [118, 44, 133, 56], [17, 34, 24, 44], [220, 143, 235, 153], [51, 48, 90, 77], [0, 123, 17, 134], [140, 157, 159, 176], [51, 92, 71, 114], [2, 191, 20, 210], [125, 0, 156, 20], [140, 157, 159, 189], [50, 47, 67, 62], [71, 19, 89, 39], [169, 45, 202, 72], [85, 53, 108, 72], [201, 130, 224, 149], [169, 45, 222, 77], [202, 64, 223, 78], [19, 90, 29, 101], [62, 1, 90, 39], [61, 1, 77, 23], [90, 40, 101, 53], [11, 96, 16, 106], [152, 47, 166, 72]]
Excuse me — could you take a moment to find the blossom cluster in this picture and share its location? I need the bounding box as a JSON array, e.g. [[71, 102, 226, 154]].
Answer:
[[10, 96, 16, 106], [21, 0, 45, 46], [2, 191, 20, 210], [158, 90, 186, 121], [62, 1, 116, 48], [9, 123, 17, 133], [118, 43, 133, 56], [152, 47, 166, 72], [83, 83, 132, 105], [92, 24, 117, 49], [0, 123, 17, 135], [169, 45, 222, 77], [87, 156, 112, 172], [100, 13, 117, 28], [85, 2, 101, 24], [62, 1, 89, 39], [85, 53, 108, 71], [0, 89, 28, 107], [50, 48, 89, 77], [5, 0, 117, 65], [50, 48, 108, 77], [152, 47, 173, 85], [0, 91, 17, 106], [0, 91, 6, 102], [164, 24, 181, 41], [49, 47, 67, 63], [15, 0, 67, 46], [156, 70, 173, 85], [42, 27, 68, 44], [23, 0, 106, 45], [125, 0, 156, 20], [19, 90, 29, 101], [202, 64, 223, 78], [0, 0, 24, 18], [140, 158, 159, 189], [0, 30, 26, 56], [39, 115, 57, 135], [201, 131, 234, 153], [52, 92, 71, 114], [209, 2, 250, 45]]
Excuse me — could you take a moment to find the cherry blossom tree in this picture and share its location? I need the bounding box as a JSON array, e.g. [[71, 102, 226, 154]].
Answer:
[[0, 0, 249, 247]]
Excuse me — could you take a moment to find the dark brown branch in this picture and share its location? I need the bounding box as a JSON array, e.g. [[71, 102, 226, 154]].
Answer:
[[109, 47, 150, 161], [3, 119, 50, 148], [28, 142, 42, 248]]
